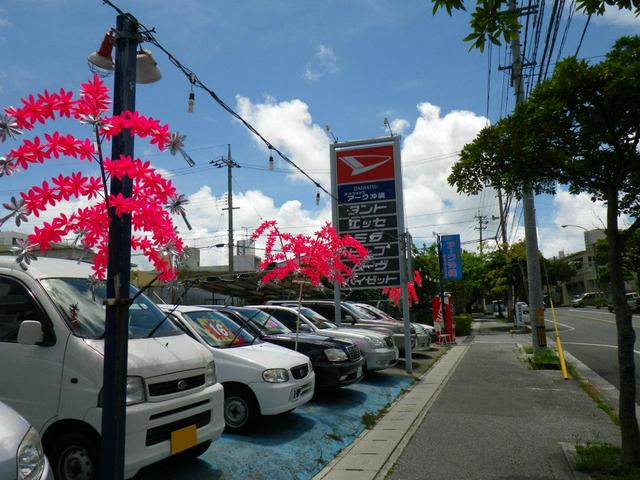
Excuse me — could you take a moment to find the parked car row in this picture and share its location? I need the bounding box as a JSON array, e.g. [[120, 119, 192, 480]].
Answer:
[[0, 258, 436, 480]]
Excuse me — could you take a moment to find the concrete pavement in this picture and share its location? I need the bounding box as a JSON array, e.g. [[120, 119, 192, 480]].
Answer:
[[315, 317, 621, 480]]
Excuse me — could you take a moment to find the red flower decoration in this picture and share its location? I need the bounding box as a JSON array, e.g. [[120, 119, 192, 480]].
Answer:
[[1, 76, 189, 280]]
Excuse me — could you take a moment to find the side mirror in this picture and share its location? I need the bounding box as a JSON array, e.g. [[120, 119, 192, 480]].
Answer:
[[299, 324, 312, 332], [345, 315, 354, 323], [17, 320, 44, 345]]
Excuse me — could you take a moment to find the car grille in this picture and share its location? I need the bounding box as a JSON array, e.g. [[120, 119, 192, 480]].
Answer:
[[345, 344, 361, 361], [384, 336, 394, 348], [148, 374, 205, 397], [145, 410, 211, 446], [290, 363, 309, 379]]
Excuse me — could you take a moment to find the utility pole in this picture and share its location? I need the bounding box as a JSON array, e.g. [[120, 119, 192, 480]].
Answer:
[[211, 144, 240, 273], [102, 13, 138, 480], [509, 0, 546, 348], [474, 212, 489, 256], [497, 188, 514, 320]]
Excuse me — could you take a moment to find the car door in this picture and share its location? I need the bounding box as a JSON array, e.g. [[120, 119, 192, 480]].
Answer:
[[0, 274, 67, 431]]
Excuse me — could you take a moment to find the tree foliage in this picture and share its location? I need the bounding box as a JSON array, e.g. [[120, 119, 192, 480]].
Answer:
[[447, 36, 640, 464], [431, 0, 640, 51]]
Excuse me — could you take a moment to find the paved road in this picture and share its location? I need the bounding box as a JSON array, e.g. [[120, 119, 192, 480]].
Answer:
[[546, 307, 640, 403]]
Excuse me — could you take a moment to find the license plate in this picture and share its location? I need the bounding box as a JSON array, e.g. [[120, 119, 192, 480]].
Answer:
[[357, 366, 363, 377], [170, 424, 197, 454]]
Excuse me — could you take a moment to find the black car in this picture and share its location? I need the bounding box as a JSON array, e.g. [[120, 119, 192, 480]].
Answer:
[[216, 306, 365, 388]]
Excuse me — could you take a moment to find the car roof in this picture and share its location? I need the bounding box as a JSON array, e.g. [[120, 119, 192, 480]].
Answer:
[[0, 256, 93, 279]]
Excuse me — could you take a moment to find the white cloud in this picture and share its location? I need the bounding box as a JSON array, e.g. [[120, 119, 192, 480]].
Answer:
[[595, 7, 640, 27], [399, 103, 490, 246], [180, 186, 331, 267], [235, 95, 332, 187], [389, 118, 410, 136], [303, 45, 339, 82]]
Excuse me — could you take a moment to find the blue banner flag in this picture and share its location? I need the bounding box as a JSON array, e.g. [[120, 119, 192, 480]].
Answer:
[[441, 234, 463, 280]]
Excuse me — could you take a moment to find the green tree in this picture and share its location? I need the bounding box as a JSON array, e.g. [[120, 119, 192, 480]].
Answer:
[[596, 231, 640, 291], [431, 0, 640, 51], [447, 37, 640, 463]]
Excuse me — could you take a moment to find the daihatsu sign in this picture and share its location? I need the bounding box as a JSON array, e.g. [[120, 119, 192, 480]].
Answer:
[[330, 136, 405, 289]]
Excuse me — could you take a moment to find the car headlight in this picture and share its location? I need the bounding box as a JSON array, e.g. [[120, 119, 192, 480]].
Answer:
[[126, 376, 146, 405], [324, 348, 348, 362], [205, 361, 217, 386], [17, 427, 45, 480], [263, 368, 290, 383], [365, 336, 386, 349]]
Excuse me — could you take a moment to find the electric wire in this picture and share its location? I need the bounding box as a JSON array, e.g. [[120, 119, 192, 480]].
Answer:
[[575, 13, 591, 57], [100, 0, 335, 202]]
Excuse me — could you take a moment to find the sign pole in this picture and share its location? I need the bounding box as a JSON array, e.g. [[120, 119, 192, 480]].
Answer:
[[400, 232, 413, 374]]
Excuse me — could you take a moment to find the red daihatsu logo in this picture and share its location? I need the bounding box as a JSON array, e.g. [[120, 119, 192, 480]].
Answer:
[[336, 144, 395, 184]]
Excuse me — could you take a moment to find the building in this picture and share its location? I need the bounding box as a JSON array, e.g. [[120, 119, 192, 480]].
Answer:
[[0, 231, 95, 262]]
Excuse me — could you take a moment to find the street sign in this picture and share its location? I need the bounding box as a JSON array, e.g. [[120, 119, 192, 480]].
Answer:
[[441, 234, 463, 280], [330, 137, 405, 289]]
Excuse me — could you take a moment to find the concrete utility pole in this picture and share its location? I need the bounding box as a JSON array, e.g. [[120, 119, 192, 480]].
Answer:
[[509, 0, 546, 348], [474, 212, 489, 256], [497, 188, 514, 320], [211, 144, 240, 273]]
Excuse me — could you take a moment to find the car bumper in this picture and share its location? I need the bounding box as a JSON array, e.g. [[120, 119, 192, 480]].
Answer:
[[363, 347, 398, 371], [314, 357, 365, 388], [393, 333, 416, 352], [42, 457, 53, 480], [250, 371, 315, 415], [413, 333, 431, 352], [85, 383, 225, 479]]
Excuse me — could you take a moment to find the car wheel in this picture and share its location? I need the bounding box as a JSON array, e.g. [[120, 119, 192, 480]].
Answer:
[[175, 440, 212, 460], [50, 432, 99, 480], [224, 386, 258, 433]]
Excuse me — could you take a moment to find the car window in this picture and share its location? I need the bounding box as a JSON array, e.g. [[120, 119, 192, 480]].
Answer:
[[40, 278, 181, 339], [234, 308, 291, 335], [263, 308, 299, 330], [298, 307, 336, 329], [182, 310, 257, 348], [0, 277, 46, 343], [307, 304, 336, 321]]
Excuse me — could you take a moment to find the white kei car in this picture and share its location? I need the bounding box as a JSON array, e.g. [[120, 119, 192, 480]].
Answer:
[[160, 305, 315, 432]]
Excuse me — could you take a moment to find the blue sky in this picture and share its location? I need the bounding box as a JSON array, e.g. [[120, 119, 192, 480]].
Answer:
[[0, 0, 638, 267]]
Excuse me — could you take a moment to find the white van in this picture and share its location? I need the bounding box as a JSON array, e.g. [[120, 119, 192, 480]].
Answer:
[[160, 305, 315, 432], [0, 257, 225, 480]]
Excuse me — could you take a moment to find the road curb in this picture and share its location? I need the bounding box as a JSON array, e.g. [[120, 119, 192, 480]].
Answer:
[[313, 340, 471, 480]]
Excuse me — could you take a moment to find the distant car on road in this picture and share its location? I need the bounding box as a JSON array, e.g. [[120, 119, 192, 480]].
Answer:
[[0, 400, 52, 480], [571, 291, 605, 308], [607, 292, 640, 313]]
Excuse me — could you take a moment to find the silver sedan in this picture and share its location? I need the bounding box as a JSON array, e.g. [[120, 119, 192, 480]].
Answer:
[[254, 305, 399, 372], [0, 401, 52, 480]]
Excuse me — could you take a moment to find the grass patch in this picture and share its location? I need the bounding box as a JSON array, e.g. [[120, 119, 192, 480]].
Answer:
[[523, 345, 534, 354], [566, 361, 620, 426], [528, 347, 560, 370], [575, 443, 640, 479], [361, 402, 392, 429]]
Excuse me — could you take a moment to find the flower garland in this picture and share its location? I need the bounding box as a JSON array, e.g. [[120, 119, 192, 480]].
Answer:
[[0, 75, 191, 280]]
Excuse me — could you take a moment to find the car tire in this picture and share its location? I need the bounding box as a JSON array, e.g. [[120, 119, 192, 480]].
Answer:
[[224, 386, 258, 433], [175, 440, 212, 460], [50, 431, 100, 480]]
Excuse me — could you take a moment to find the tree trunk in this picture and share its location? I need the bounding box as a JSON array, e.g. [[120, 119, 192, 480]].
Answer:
[[607, 195, 640, 464]]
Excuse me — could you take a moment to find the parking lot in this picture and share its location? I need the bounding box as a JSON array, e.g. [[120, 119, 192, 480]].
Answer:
[[135, 350, 444, 480]]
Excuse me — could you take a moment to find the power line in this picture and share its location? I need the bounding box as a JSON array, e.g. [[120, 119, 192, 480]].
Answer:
[[100, 0, 335, 202]]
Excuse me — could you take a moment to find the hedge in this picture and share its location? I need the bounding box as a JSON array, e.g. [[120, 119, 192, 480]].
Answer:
[[455, 314, 473, 336]]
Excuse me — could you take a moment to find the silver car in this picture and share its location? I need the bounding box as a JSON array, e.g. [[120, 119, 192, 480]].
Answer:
[[255, 305, 399, 372], [0, 401, 52, 480]]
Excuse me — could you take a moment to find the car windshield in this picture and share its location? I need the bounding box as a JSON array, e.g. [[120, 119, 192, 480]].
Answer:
[[234, 308, 291, 335], [346, 303, 377, 319], [298, 307, 337, 329], [182, 310, 257, 348], [40, 278, 181, 339]]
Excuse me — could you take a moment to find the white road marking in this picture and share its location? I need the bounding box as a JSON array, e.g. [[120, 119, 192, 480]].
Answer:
[[543, 319, 575, 332], [562, 341, 640, 355]]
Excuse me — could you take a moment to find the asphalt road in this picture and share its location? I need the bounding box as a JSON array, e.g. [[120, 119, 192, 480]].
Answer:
[[546, 307, 640, 404]]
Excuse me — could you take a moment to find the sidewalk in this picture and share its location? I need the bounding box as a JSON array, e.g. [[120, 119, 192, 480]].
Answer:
[[315, 318, 620, 480]]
